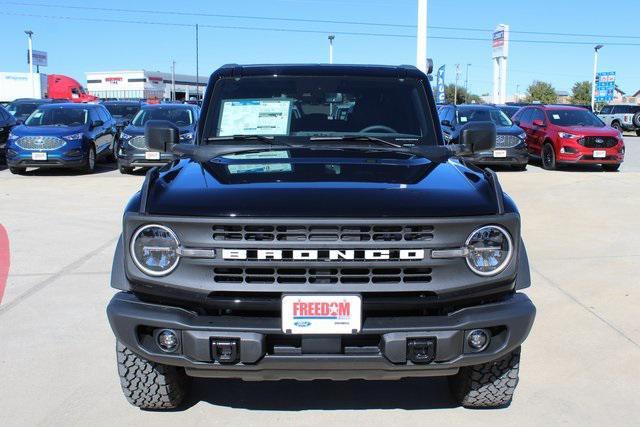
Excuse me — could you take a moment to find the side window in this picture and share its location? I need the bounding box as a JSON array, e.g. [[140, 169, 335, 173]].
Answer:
[[519, 108, 532, 125], [444, 107, 454, 124], [599, 106, 611, 114], [89, 108, 101, 123], [0, 108, 8, 121], [100, 107, 112, 122], [610, 106, 618, 114], [531, 109, 545, 124]]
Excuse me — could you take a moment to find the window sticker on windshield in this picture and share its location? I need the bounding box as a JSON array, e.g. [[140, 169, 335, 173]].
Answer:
[[218, 99, 292, 136], [459, 116, 468, 123], [552, 114, 560, 120], [224, 150, 292, 174]]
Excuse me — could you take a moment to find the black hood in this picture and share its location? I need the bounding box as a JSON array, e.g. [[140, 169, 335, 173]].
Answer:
[[144, 148, 502, 218]]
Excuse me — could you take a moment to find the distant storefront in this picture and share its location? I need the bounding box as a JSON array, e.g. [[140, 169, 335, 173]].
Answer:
[[85, 70, 206, 100]]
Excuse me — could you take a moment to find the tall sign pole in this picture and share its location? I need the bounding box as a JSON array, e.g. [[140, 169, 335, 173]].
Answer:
[[195, 24, 200, 101], [416, 0, 428, 73], [25, 30, 35, 98], [492, 24, 509, 104], [171, 60, 176, 101]]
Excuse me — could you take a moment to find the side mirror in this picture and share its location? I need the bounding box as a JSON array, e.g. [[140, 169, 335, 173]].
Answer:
[[458, 121, 496, 154], [91, 120, 104, 128], [512, 119, 520, 126], [532, 119, 545, 127], [440, 119, 451, 127], [145, 120, 179, 152]]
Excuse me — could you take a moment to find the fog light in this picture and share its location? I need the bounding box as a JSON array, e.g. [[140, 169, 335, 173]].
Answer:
[[467, 329, 489, 351], [157, 329, 178, 352]]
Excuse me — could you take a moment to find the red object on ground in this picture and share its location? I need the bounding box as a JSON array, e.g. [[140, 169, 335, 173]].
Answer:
[[47, 74, 99, 103], [0, 225, 9, 304]]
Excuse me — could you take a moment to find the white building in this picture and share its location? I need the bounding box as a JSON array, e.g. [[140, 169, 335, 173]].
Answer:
[[85, 70, 206, 101]]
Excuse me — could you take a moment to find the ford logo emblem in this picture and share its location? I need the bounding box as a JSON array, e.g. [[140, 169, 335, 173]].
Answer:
[[595, 138, 604, 144], [294, 321, 311, 328]]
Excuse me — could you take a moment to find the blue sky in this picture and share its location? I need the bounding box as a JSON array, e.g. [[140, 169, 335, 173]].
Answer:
[[2, 0, 639, 97]]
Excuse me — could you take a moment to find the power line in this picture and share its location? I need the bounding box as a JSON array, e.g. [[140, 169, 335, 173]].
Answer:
[[3, 11, 640, 47], [5, 1, 640, 40]]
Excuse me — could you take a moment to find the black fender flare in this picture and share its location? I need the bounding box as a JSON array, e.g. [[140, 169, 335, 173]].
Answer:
[[515, 237, 531, 290], [110, 234, 132, 291]]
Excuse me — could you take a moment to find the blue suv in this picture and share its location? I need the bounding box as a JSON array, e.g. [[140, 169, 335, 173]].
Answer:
[[6, 103, 116, 174]]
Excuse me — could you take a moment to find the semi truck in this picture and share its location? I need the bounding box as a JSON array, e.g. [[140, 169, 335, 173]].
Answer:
[[0, 72, 98, 103]]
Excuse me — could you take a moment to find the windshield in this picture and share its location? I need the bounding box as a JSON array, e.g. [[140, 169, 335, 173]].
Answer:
[[105, 104, 140, 119], [6, 102, 40, 117], [498, 106, 520, 118], [204, 76, 434, 144], [547, 109, 604, 127], [24, 107, 88, 127], [458, 107, 512, 126], [131, 108, 193, 126]]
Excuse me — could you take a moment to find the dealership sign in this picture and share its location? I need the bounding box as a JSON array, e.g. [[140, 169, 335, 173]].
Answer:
[[595, 71, 616, 102], [492, 24, 509, 58], [105, 77, 123, 85], [435, 65, 446, 103], [27, 50, 47, 67]]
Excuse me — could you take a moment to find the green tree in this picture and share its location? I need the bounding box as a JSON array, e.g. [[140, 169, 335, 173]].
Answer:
[[525, 81, 558, 104], [570, 81, 592, 105], [444, 84, 484, 104]]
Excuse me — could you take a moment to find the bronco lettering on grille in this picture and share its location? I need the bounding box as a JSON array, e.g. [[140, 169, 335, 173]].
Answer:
[[221, 249, 425, 261]]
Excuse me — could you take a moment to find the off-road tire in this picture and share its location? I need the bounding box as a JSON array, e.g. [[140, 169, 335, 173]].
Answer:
[[116, 341, 189, 410], [448, 347, 521, 409], [632, 112, 640, 128], [9, 166, 26, 175], [635, 130, 640, 137], [602, 163, 621, 172], [541, 143, 556, 170], [118, 163, 134, 174]]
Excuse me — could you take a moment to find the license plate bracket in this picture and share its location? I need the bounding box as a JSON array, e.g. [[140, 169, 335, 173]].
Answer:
[[145, 151, 161, 160], [31, 152, 47, 161], [593, 150, 606, 159], [493, 149, 507, 158]]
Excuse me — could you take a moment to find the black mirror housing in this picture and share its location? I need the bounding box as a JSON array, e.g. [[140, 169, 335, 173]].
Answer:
[[440, 119, 451, 127], [92, 120, 104, 128], [458, 121, 496, 154], [145, 120, 180, 152]]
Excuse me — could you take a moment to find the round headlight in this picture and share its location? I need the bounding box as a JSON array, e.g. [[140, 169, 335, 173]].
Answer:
[[465, 225, 513, 276], [130, 224, 180, 276]]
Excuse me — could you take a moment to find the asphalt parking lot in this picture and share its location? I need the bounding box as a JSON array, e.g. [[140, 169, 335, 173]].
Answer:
[[1, 138, 639, 426]]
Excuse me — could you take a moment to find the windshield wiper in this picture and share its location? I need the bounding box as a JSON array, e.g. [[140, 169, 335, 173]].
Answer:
[[309, 135, 402, 148], [207, 135, 277, 144]]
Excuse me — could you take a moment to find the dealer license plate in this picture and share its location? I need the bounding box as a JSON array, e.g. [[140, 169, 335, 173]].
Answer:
[[493, 150, 507, 158], [281, 295, 362, 334], [145, 151, 161, 160], [31, 152, 47, 161], [593, 150, 606, 158]]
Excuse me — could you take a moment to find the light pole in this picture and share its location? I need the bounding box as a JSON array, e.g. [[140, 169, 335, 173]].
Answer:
[[516, 84, 520, 102], [416, 0, 428, 73], [454, 64, 460, 105], [195, 24, 200, 101], [328, 35, 335, 64], [25, 30, 35, 98], [591, 44, 603, 112], [171, 60, 176, 101], [464, 63, 471, 102]]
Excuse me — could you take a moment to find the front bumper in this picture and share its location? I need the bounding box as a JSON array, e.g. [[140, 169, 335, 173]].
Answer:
[[6, 151, 86, 169], [117, 149, 175, 168], [107, 291, 535, 381], [463, 146, 529, 166]]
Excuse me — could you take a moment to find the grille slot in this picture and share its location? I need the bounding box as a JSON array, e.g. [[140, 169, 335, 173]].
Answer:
[[578, 136, 618, 148], [128, 136, 148, 150], [211, 224, 434, 242], [213, 267, 433, 285], [15, 136, 66, 151], [495, 134, 521, 148]]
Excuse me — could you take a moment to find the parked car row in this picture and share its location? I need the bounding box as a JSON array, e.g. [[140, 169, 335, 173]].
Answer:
[[1, 101, 200, 175], [437, 103, 626, 171]]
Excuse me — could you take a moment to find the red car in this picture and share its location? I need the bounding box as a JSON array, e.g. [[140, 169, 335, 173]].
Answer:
[[512, 105, 625, 171]]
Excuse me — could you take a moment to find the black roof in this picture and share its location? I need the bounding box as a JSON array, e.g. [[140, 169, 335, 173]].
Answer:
[[212, 63, 428, 80]]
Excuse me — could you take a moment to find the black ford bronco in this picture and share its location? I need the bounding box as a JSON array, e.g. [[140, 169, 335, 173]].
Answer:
[[107, 64, 535, 409]]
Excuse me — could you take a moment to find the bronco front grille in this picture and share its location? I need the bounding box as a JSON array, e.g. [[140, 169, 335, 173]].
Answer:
[[15, 136, 66, 151], [213, 267, 433, 285], [579, 136, 618, 148], [212, 224, 434, 242], [495, 134, 521, 148], [128, 136, 147, 150]]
